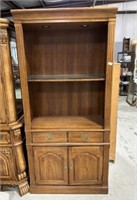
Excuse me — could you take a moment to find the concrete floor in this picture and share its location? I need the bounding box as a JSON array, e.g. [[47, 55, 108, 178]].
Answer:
[[0, 96, 137, 200]]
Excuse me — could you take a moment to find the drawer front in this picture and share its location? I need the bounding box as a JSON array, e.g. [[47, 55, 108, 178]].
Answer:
[[68, 132, 103, 143], [32, 132, 67, 143], [0, 132, 10, 144]]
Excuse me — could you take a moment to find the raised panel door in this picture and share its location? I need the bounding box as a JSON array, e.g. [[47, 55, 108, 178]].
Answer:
[[33, 147, 68, 185], [0, 147, 16, 180], [69, 146, 103, 185]]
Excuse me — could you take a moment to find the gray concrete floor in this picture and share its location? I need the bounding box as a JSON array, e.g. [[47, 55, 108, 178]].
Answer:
[[0, 96, 137, 200]]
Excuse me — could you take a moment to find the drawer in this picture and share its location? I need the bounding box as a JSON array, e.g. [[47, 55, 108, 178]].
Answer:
[[32, 132, 67, 143], [0, 132, 10, 144], [68, 132, 103, 143]]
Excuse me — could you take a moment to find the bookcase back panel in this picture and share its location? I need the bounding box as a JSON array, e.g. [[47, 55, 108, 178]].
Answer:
[[28, 82, 104, 118], [23, 23, 107, 76]]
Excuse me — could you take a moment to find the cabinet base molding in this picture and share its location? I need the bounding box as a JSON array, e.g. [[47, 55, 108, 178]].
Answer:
[[0, 179, 29, 196], [30, 186, 108, 194]]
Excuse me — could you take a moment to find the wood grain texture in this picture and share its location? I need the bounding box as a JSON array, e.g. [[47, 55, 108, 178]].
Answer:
[[33, 132, 67, 143], [0, 147, 16, 180], [0, 25, 17, 122], [14, 144, 26, 173], [31, 116, 103, 130], [68, 132, 103, 143], [69, 146, 103, 185], [27, 143, 110, 147], [11, 7, 117, 22], [28, 74, 105, 82], [104, 20, 116, 129], [102, 145, 109, 186], [33, 147, 68, 185], [26, 146, 35, 185], [29, 82, 105, 118], [12, 7, 117, 194], [0, 69, 7, 123], [30, 185, 108, 194], [109, 63, 120, 161], [24, 24, 107, 76]]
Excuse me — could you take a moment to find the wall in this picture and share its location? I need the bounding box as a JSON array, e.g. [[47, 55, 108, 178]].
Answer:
[[103, 1, 137, 61]]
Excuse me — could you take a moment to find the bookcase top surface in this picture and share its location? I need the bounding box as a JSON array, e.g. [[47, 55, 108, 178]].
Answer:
[[11, 7, 117, 23]]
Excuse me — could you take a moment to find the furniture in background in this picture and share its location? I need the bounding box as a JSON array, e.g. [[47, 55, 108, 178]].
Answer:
[[126, 81, 137, 107], [0, 18, 29, 196], [117, 37, 135, 96], [123, 37, 130, 52], [12, 7, 117, 194], [126, 41, 137, 107]]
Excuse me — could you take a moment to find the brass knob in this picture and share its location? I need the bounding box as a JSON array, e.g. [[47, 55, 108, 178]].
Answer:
[[81, 134, 90, 142], [45, 133, 54, 141]]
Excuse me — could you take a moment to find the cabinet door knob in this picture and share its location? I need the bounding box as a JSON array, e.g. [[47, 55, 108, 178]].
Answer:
[[81, 134, 90, 142], [45, 133, 54, 141]]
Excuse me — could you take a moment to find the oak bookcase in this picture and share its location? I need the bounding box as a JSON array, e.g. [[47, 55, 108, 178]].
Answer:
[[12, 7, 117, 194]]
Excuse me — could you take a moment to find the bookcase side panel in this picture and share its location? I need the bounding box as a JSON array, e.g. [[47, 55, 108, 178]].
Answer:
[[104, 19, 116, 130]]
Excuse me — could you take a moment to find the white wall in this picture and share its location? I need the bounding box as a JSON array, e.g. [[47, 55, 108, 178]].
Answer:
[[115, 13, 137, 42], [103, 1, 137, 60], [105, 1, 137, 42]]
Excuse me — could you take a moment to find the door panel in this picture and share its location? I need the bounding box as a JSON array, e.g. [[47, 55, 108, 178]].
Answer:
[[0, 147, 16, 180], [69, 146, 103, 185], [33, 147, 68, 185]]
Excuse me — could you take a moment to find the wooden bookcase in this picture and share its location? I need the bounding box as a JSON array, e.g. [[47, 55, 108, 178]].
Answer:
[[12, 7, 117, 194], [0, 18, 29, 196]]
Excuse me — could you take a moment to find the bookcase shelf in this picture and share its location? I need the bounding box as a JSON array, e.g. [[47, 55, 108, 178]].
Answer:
[[31, 116, 103, 130], [28, 74, 105, 82]]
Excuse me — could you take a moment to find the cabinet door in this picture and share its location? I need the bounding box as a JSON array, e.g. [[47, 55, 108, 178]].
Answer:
[[69, 146, 103, 185], [33, 147, 68, 185], [0, 147, 16, 180]]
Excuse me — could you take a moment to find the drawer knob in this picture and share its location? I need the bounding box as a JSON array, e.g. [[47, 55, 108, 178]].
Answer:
[[45, 134, 54, 141], [81, 134, 90, 142]]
